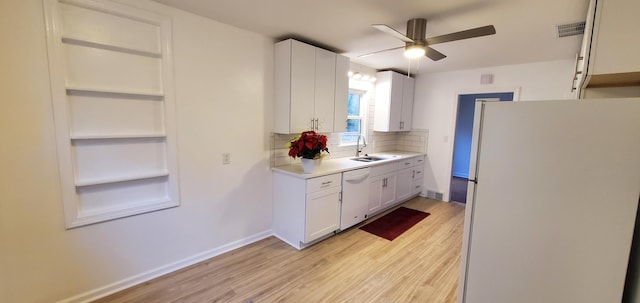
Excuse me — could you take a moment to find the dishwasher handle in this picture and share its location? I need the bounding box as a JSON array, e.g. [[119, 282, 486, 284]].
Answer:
[[344, 172, 370, 183]]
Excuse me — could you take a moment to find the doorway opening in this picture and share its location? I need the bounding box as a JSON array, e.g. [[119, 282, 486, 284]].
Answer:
[[450, 92, 514, 203]]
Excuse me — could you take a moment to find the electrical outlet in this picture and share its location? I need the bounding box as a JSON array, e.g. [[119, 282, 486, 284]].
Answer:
[[222, 153, 231, 165]]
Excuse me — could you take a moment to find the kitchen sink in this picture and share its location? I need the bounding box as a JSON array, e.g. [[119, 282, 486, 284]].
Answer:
[[351, 156, 387, 162]]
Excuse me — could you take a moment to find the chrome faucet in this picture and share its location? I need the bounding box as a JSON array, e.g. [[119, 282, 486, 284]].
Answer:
[[355, 134, 367, 157]]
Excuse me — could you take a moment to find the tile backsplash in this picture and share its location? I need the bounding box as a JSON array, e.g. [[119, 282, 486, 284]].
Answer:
[[271, 129, 428, 167]]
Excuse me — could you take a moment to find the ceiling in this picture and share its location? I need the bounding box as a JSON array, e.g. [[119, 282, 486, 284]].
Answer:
[[154, 0, 589, 75]]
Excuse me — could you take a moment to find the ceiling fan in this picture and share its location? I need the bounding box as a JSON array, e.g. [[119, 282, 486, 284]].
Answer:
[[363, 18, 496, 61]]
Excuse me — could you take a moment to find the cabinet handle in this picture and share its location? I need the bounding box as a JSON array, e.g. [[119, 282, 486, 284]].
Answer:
[[321, 181, 332, 187], [412, 170, 415, 178], [400, 121, 404, 130], [572, 53, 581, 93]]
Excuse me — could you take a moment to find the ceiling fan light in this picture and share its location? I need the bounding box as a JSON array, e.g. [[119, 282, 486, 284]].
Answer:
[[404, 45, 425, 59]]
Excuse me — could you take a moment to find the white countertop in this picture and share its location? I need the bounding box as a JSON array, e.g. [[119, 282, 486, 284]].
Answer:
[[272, 151, 425, 179]]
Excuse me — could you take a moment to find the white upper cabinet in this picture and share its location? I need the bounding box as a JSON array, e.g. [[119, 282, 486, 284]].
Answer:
[[401, 75, 415, 130], [274, 39, 349, 134], [287, 41, 315, 132], [313, 48, 336, 133], [578, 0, 640, 96], [373, 71, 415, 132], [333, 55, 350, 133]]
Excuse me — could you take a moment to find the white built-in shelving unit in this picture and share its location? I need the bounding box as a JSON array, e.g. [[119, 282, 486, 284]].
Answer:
[[44, 0, 180, 228]]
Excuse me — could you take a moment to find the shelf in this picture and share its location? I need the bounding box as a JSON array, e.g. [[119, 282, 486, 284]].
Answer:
[[65, 85, 164, 98], [75, 171, 169, 187], [71, 198, 176, 228], [586, 72, 640, 88], [70, 133, 166, 140], [77, 197, 172, 218], [61, 36, 162, 58]]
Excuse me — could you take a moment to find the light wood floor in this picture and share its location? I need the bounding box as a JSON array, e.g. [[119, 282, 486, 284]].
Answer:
[[94, 197, 466, 303]]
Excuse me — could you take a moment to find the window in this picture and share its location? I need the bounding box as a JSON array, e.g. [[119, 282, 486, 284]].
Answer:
[[341, 89, 366, 145]]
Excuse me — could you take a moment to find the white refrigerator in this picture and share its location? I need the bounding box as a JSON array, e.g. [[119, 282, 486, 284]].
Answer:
[[458, 99, 640, 303]]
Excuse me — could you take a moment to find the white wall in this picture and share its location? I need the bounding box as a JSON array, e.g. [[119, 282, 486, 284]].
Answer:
[[412, 60, 575, 201], [0, 1, 274, 302]]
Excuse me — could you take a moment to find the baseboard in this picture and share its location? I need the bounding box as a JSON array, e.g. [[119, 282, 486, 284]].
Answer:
[[57, 229, 273, 303], [272, 233, 303, 250]]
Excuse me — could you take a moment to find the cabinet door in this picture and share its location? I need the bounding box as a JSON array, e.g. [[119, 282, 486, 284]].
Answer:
[[290, 41, 316, 133], [374, 71, 410, 132], [314, 48, 336, 133], [412, 178, 423, 195], [305, 186, 341, 243], [333, 54, 349, 132], [387, 72, 405, 131], [575, 0, 596, 97], [396, 167, 414, 202], [381, 173, 397, 208], [400, 76, 415, 131], [412, 159, 424, 195], [590, 0, 640, 76], [368, 176, 384, 214]]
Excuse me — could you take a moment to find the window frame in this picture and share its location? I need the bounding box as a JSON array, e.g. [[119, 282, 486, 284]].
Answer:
[[340, 88, 367, 146]]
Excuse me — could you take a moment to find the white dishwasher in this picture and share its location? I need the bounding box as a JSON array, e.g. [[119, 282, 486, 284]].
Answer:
[[340, 167, 371, 230]]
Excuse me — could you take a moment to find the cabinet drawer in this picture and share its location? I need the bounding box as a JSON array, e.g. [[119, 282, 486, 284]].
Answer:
[[414, 166, 424, 179], [398, 158, 415, 169], [307, 173, 341, 193], [412, 178, 423, 195], [370, 161, 399, 177]]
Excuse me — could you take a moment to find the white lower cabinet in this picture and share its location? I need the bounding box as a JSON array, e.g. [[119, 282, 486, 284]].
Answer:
[[395, 167, 414, 202], [412, 159, 424, 195], [305, 185, 341, 242], [369, 172, 397, 215], [368, 161, 398, 216], [273, 172, 341, 249], [273, 154, 426, 249], [368, 155, 425, 217], [397, 156, 425, 200]]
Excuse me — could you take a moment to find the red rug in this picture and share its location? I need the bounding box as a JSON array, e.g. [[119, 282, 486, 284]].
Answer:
[[360, 207, 430, 241]]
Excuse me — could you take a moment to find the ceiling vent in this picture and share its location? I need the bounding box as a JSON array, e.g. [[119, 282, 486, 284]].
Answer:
[[557, 21, 586, 37]]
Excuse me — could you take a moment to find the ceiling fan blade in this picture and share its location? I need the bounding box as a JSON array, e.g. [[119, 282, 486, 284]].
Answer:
[[425, 46, 447, 61], [426, 25, 496, 45], [372, 24, 414, 43], [357, 46, 405, 58]]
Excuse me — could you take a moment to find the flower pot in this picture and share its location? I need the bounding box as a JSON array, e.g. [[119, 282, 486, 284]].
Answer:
[[301, 158, 322, 173]]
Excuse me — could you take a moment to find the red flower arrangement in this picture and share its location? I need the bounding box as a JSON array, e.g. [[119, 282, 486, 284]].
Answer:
[[287, 131, 330, 159]]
